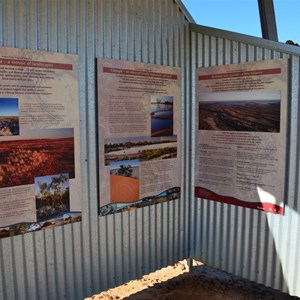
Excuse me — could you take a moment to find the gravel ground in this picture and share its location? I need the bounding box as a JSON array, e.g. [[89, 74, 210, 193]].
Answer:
[[85, 261, 299, 300]]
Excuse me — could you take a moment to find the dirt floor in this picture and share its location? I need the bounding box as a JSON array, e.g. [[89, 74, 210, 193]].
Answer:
[[84, 261, 299, 300]]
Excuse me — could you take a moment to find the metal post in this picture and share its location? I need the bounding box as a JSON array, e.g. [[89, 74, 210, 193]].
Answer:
[[258, 0, 278, 41]]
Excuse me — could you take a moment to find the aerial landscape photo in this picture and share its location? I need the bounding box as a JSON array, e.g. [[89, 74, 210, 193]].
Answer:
[[0, 98, 20, 136], [151, 95, 174, 137], [0, 128, 75, 188], [198, 91, 281, 132], [104, 136, 177, 165]]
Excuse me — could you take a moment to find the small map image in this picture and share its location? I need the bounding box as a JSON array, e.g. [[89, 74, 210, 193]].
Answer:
[[199, 90, 281, 133], [0, 98, 19, 136]]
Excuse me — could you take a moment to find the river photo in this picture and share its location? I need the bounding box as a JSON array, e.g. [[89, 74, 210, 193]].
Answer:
[[151, 95, 174, 137], [199, 91, 281, 132]]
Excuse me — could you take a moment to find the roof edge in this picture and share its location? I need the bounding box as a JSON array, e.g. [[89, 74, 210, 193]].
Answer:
[[190, 23, 300, 56], [174, 0, 196, 23]]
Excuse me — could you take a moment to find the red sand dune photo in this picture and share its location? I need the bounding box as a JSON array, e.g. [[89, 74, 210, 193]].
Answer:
[[110, 174, 139, 203]]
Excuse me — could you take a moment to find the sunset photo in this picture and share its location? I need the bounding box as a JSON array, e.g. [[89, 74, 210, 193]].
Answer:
[[151, 95, 174, 137], [0, 98, 19, 136]]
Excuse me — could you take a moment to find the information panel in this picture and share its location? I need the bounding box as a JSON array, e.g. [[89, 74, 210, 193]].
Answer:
[[98, 58, 181, 215], [0, 47, 81, 238], [195, 58, 288, 214]]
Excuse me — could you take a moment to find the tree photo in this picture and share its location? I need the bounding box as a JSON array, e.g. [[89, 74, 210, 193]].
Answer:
[[35, 173, 70, 222], [117, 164, 133, 177]]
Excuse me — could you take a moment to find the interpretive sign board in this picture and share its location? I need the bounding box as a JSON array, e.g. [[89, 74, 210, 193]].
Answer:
[[195, 58, 288, 214], [0, 47, 81, 238], [98, 58, 181, 216]]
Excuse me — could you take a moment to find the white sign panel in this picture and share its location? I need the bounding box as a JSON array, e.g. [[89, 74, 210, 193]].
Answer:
[[195, 58, 288, 214]]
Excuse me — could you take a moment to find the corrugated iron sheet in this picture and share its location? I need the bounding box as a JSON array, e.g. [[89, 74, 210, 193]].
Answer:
[[190, 24, 300, 297], [2, 1, 300, 299], [0, 1, 191, 299]]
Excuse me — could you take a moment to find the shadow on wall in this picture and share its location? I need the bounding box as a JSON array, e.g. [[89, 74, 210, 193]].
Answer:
[[266, 205, 300, 297], [247, 185, 289, 295], [195, 184, 292, 296], [255, 178, 300, 297]]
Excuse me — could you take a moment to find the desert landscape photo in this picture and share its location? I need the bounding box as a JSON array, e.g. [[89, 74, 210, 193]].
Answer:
[[110, 159, 139, 203], [0, 128, 75, 188], [199, 90, 281, 132]]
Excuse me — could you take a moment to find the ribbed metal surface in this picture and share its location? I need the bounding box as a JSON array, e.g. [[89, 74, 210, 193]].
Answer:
[[190, 24, 300, 297], [0, 1, 191, 299]]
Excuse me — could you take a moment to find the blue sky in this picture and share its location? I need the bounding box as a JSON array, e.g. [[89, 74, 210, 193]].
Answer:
[[182, 0, 299, 44], [0, 98, 19, 116]]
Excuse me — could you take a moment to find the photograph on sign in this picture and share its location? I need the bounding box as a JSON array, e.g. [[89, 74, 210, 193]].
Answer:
[[195, 58, 288, 214], [98, 58, 181, 216], [0, 47, 81, 238], [0, 98, 20, 136], [198, 90, 281, 133]]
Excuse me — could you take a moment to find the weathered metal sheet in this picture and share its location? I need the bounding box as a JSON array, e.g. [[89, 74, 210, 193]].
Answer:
[[190, 24, 300, 297], [0, 1, 191, 299]]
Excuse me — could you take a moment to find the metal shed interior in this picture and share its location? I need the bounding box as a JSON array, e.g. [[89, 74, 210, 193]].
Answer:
[[0, 1, 300, 299]]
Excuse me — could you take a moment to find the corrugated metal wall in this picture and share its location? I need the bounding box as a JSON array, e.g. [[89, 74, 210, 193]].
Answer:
[[2, 1, 300, 299], [190, 24, 300, 297], [0, 1, 192, 299]]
